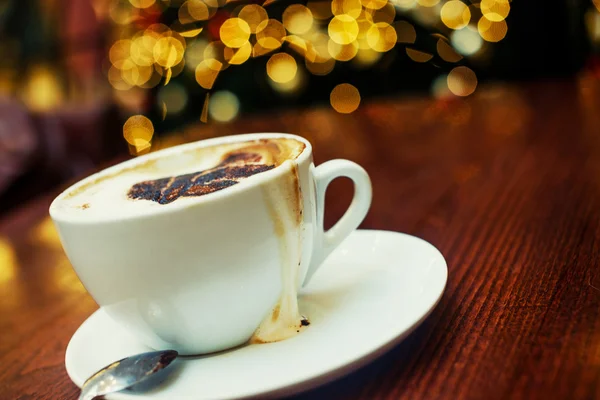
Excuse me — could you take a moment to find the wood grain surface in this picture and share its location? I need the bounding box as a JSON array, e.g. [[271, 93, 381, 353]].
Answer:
[[2, 76, 600, 399]]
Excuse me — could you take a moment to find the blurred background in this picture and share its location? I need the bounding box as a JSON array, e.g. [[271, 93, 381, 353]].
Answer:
[[0, 0, 597, 214]]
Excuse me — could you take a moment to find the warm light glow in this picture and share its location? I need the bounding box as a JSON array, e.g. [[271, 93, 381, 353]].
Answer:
[[267, 53, 298, 83], [306, 57, 336, 75], [109, 39, 132, 68], [330, 83, 360, 113], [441, 1, 471, 30], [269, 66, 305, 94], [157, 83, 188, 115], [209, 90, 240, 122], [182, 0, 212, 22], [361, 0, 388, 11], [367, 22, 397, 52], [204, 41, 230, 71], [220, 18, 251, 48], [185, 39, 208, 70], [451, 27, 483, 55], [238, 4, 268, 33], [129, 0, 156, 8], [392, 0, 416, 10], [153, 37, 185, 68], [369, 3, 396, 24], [256, 19, 287, 49], [356, 9, 375, 49], [31, 217, 62, 249], [285, 35, 309, 57], [130, 35, 157, 66], [328, 40, 359, 61], [437, 39, 462, 62], [417, 0, 440, 7], [447, 66, 477, 96], [480, 0, 510, 22], [180, 27, 204, 38], [283, 5, 314, 35], [195, 60, 220, 89], [307, 0, 333, 20], [0, 238, 17, 284], [120, 61, 154, 86], [394, 21, 416, 43], [225, 41, 252, 64], [329, 15, 360, 45], [353, 48, 382, 67], [478, 16, 507, 42], [123, 115, 154, 147], [332, 0, 362, 19], [406, 48, 433, 62], [21, 66, 64, 111]]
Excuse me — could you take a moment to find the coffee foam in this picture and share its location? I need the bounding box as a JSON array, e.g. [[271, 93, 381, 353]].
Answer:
[[53, 138, 305, 220]]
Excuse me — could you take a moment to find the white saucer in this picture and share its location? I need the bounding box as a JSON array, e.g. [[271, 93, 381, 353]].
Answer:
[[66, 230, 447, 399]]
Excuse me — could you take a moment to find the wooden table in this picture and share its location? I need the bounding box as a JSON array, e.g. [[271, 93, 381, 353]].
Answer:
[[2, 76, 600, 399]]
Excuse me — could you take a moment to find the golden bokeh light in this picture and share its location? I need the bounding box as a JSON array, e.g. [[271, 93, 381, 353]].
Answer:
[[447, 66, 477, 96], [283, 5, 314, 35], [121, 61, 154, 86], [308, 0, 333, 20], [394, 20, 416, 43], [0, 238, 17, 284], [406, 48, 433, 62], [185, 39, 208, 70], [110, 1, 136, 25], [153, 37, 185, 68], [367, 22, 397, 52], [437, 39, 462, 62], [123, 115, 154, 147], [328, 40, 359, 61], [478, 16, 507, 42], [267, 53, 298, 83], [356, 9, 375, 48], [208, 90, 240, 122], [108, 66, 133, 91], [369, 3, 396, 24], [129, 0, 155, 8], [441, 0, 471, 30], [417, 0, 440, 7], [332, 0, 362, 19], [130, 35, 157, 66], [329, 15, 360, 45], [225, 41, 252, 64], [306, 57, 336, 75], [180, 27, 204, 38], [305, 32, 333, 62], [238, 4, 268, 33], [109, 39, 132, 68], [220, 18, 251, 48], [157, 83, 188, 115], [480, 0, 510, 22], [268, 66, 305, 94], [31, 217, 62, 249], [204, 41, 230, 71], [195, 60, 220, 88], [256, 19, 287, 50], [352, 48, 382, 67], [393, 0, 417, 9], [451, 26, 483, 55], [361, 0, 387, 11], [285, 35, 309, 57], [330, 83, 360, 113], [21, 66, 64, 111], [189, 0, 213, 21], [253, 42, 275, 58]]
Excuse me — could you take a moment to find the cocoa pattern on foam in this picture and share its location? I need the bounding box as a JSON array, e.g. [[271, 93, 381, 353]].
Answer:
[[128, 152, 275, 204]]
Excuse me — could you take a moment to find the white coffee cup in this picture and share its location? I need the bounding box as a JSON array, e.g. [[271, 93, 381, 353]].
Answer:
[[50, 133, 372, 355]]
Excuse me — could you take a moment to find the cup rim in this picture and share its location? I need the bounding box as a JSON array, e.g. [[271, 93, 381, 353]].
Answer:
[[49, 132, 313, 225]]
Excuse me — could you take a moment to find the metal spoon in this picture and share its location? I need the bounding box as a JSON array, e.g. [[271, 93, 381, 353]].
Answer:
[[79, 350, 178, 400]]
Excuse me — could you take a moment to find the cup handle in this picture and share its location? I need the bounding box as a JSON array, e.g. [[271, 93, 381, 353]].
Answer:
[[303, 159, 372, 286]]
